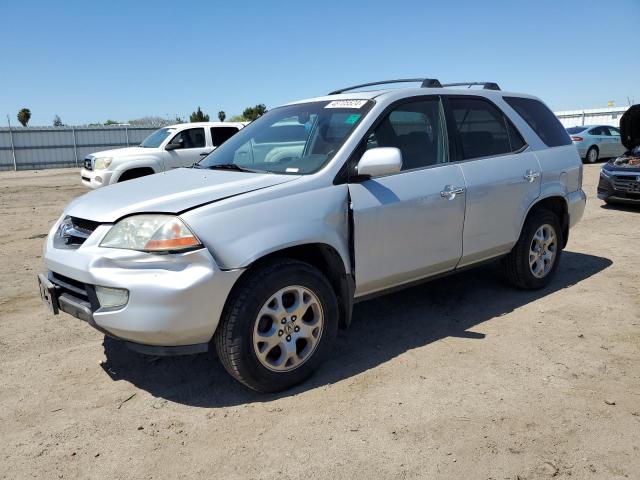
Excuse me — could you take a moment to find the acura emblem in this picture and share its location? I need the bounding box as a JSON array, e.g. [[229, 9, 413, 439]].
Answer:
[[57, 219, 73, 238]]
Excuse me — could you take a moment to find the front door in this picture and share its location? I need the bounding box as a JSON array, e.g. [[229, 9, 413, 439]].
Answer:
[[348, 97, 466, 297], [165, 127, 209, 169]]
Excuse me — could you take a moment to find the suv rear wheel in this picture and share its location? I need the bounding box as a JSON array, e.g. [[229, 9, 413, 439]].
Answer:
[[502, 209, 563, 290], [214, 259, 338, 392]]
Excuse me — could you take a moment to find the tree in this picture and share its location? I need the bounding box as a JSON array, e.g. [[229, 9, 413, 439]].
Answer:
[[229, 114, 245, 122], [53, 115, 63, 127], [190, 107, 209, 122], [104, 119, 119, 125], [242, 104, 267, 121], [217, 110, 226, 122], [17, 108, 31, 127], [129, 116, 170, 127]]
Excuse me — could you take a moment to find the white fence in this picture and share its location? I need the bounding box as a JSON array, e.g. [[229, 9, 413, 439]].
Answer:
[[0, 126, 158, 171], [554, 106, 629, 128]]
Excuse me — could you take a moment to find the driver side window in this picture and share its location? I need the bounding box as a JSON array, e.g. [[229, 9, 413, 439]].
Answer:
[[171, 128, 206, 149], [366, 99, 448, 171]]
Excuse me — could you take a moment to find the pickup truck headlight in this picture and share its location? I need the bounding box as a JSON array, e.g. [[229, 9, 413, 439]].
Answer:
[[94, 157, 113, 170], [100, 214, 202, 252]]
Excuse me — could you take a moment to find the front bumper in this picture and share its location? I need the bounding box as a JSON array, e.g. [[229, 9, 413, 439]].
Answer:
[[41, 223, 244, 350], [80, 167, 114, 189], [597, 171, 640, 203]]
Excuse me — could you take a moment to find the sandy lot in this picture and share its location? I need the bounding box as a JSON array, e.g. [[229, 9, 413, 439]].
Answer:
[[0, 165, 638, 479]]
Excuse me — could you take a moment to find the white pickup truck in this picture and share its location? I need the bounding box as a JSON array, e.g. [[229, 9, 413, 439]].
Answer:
[[80, 122, 246, 188]]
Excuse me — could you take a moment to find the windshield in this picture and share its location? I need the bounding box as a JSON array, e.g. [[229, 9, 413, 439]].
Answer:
[[140, 127, 175, 148], [198, 100, 373, 174], [566, 126, 588, 134]]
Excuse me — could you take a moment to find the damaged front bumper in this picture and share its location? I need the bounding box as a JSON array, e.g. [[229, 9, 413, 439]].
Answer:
[[39, 223, 245, 355]]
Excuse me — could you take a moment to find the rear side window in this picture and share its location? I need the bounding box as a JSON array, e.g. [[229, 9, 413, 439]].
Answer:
[[503, 96, 572, 147], [449, 97, 525, 160], [211, 126, 239, 147]]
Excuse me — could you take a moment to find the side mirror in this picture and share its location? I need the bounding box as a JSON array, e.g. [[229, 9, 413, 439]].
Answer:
[[356, 147, 403, 178], [165, 139, 184, 151]]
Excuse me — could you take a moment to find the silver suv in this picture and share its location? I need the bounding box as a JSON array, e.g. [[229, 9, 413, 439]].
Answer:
[[38, 78, 586, 392]]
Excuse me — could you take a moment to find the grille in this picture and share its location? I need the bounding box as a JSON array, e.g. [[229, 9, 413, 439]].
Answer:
[[612, 175, 640, 194], [53, 216, 101, 249], [84, 157, 93, 171], [71, 217, 100, 234]]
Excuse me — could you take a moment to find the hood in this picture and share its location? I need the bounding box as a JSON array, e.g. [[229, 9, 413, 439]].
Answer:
[[620, 104, 640, 151], [89, 146, 157, 158], [66, 168, 300, 222]]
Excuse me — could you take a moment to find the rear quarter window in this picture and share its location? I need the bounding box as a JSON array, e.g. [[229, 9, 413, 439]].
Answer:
[[503, 97, 572, 147]]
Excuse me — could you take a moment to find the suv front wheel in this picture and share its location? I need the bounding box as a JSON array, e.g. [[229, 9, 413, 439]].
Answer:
[[502, 209, 563, 290], [214, 259, 338, 392]]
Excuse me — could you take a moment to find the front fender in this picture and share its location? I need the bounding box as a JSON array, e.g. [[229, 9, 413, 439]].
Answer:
[[109, 157, 164, 183], [182, 184, 351, 274]]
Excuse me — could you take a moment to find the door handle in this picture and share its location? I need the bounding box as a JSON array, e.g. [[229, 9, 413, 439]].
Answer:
[[440, 185, 465, 199], [524, 170, 540, 183], [200, 151, 212, 156]]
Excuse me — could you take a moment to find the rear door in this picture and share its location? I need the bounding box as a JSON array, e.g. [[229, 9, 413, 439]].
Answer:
[[348, 96, 466, 296], [446, 95, 541, 267], [606, 126, 625, 157], [588, 126, 609, 157], [165, 127, 208, 168]]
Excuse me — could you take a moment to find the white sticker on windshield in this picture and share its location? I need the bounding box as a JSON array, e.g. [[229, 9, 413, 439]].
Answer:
[[325, 99, 368, 109], [285, 167, 299, 173]]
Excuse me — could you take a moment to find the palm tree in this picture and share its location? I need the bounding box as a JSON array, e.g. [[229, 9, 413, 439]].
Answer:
[[17, 108, 31, 127]]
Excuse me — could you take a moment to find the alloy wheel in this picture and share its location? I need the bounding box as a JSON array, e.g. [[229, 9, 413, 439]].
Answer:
[[529, 224, 557, 278], [252, 285, 324, 372]]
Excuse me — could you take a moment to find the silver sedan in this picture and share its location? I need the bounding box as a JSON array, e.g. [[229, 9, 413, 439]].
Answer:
[[567, 125, 626, 163]]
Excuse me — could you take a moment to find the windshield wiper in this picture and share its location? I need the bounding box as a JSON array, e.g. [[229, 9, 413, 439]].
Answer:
[[205, 163, 266, 173]]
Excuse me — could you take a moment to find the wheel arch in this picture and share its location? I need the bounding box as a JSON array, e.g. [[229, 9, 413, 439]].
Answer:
[[111, 158, 162, 183], [229, 243, 354, 330], [521, 195, 569, 248]]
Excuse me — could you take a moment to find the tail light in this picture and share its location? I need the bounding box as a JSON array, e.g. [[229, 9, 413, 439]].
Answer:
[[571, 136, 583, 142]]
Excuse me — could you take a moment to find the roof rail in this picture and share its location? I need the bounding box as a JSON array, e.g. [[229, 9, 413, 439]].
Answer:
[[441, 82, 501, 91], [328, 78, 442, 95]]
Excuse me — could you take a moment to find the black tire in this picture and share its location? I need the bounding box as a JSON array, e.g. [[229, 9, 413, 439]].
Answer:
[[214, 259, 338, 393], [502, 209, 563, 290], [585, 146, 599, 164]]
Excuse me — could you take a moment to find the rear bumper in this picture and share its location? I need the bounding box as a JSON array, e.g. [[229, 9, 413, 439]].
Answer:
[[42, 225, 244, 349], [567, 188, 587, 228]]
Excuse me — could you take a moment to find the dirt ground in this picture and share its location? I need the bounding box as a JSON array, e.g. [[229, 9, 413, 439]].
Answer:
[[0, 165, 638, 479]]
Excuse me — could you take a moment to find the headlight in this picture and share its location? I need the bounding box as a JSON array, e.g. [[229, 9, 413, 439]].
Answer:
[[600, 168, 612, 179], [100, 214, 202, 252], [94, 157, 113, 170]]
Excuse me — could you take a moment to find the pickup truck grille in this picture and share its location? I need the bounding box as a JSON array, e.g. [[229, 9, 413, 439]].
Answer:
[[84, 157, 93, 171], [612, 175, 640, 194]]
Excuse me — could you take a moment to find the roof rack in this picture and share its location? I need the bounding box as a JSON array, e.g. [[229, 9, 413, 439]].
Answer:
[[441, 82, 501, 91], [328, 78, 442, 95]]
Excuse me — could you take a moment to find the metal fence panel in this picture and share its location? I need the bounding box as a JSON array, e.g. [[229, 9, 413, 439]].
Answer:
[[0, 126, 157, 171]]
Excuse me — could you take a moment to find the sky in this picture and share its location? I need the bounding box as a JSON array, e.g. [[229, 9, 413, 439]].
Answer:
[[2, 0, 639, 126]]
